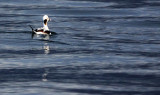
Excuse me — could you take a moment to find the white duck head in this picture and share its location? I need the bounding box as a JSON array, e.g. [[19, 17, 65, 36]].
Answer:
[[43, 15, 51, 31]]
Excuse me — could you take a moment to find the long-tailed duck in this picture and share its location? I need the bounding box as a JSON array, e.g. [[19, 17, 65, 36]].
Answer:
[[29, 15, 52, 35]]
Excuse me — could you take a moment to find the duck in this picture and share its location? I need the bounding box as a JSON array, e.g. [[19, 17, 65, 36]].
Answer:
[[29, 15, 52, 35]]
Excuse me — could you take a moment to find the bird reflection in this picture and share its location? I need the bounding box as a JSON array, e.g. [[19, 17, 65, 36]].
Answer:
[[32, 33, 50, 54], [42, 68, 49, 82], [32, 33, 50, 40], [43, 43, 50, 54]]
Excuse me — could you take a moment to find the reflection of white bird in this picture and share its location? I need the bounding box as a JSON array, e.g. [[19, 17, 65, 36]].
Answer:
[[29, 15, 51, 35], [42, 69, 49, 82], [44, 43, 50, 54]]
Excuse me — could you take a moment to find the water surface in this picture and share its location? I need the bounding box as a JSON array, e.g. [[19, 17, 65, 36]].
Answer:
[[0, 0, 160, 95]]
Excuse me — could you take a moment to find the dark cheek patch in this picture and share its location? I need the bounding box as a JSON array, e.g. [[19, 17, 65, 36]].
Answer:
[[44, 19, 47, 25]]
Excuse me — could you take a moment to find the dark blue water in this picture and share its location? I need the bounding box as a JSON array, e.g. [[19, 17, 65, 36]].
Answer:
[[0, 0, 160, 95]]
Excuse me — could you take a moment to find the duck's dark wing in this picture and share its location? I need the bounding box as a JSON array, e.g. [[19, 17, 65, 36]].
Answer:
[[44, 30, 51, 34], [33, 28, 45, 34], [35, 28, 44, 32]]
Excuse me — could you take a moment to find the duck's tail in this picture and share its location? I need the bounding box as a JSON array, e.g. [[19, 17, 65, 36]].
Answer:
[[28, 25, 34, 31]]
